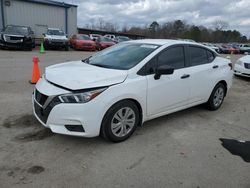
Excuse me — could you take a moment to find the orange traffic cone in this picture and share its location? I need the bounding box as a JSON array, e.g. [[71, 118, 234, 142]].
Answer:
[[30, 56, 41, 84]]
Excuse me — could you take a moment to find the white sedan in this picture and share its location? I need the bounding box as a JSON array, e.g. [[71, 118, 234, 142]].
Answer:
[[234, 55, 250, 77], [32, 39, 233, 142]]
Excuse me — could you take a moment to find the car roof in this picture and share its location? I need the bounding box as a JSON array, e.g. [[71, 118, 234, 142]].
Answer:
[[126, 39, 218, 55], [127, 39, 198, 46]]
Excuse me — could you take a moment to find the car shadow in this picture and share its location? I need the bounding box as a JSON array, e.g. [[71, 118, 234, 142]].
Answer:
[[220, 138, 250, 163], [234, 75, 250, 81]]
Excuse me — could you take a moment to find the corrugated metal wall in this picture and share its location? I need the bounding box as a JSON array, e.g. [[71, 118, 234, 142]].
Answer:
[[4, 0, 77, 37], [0, 0, 3, 30], [67, 6, 77, 37]]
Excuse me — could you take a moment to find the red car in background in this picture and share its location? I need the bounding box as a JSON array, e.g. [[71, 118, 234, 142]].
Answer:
[[219, 44, 240, 54], [70, 34, 96, 51], [95, 36, 115, 50]]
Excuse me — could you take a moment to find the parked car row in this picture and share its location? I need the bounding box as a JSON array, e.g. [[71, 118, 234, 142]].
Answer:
[[202, 42, 250, 54], [0, 24, 131, 51]]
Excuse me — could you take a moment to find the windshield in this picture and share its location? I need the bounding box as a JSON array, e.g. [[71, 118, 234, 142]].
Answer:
[[4, 25, 28, 34], [86, 43, 159, 70], [78, 35, 91, 40], [47, 29, 64, 36], [99, 37, 114, 42], [118, 37, 130, 42]]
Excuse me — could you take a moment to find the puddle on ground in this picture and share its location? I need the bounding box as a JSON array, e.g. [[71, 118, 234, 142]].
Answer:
[[2, 114, 39, 128], [27, 166, 45, 174], [14, 129, 54, 142], [220, 138, 250, 163]]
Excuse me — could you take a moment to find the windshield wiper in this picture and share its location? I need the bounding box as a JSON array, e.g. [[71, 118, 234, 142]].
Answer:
[[82, 56, 91, 64], [91, 64, 112, 68]]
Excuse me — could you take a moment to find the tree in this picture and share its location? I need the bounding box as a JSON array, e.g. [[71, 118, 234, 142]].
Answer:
[[149, 21, 160, 31], [213, 20, 229, 30]]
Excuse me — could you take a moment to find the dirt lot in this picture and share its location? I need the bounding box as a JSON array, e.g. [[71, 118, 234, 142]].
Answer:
[[0, 48, 249, 188]]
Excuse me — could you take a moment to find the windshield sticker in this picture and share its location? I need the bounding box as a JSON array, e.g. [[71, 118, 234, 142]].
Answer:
[[140, 44, 158, 49]]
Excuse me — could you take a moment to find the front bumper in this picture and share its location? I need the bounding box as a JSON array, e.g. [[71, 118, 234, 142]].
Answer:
[[44, 40, 68, 48], [234, 64, 250, 77], [0, 40, 32, 49], [75, 44, 96, 51], [32, 78, 104, 137]]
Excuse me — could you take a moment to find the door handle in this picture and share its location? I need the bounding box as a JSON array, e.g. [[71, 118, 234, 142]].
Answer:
[[213, 65, 219, 69], [181, 74, 190, 79]]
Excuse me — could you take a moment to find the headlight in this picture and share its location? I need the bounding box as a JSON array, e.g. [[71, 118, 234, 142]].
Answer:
[[59, 88, 107, 103]]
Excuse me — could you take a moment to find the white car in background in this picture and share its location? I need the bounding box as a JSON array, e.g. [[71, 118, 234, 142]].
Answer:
[[203, 43, 220, 53], [239, 44, 250, 54], [104, 34, 116, 41], [32, 39, 233, 142], [234, 55, 250, 77], [43, 28, 69, 51], [89, 34, 101, 41]]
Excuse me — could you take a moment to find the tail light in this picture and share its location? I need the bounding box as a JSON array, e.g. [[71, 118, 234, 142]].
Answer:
[[228, 63, 233, 70]]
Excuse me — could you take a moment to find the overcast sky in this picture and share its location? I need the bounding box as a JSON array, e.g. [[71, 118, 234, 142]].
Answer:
[[63, 0, 250, 37]]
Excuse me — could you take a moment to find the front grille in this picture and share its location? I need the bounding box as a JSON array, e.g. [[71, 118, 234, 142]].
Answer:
[[35, 90, 48, 106], [3, 35, 23, 43], [10, 36, 23, 40], [34, 96, 61, 124], [244, 63, 250, 69], [53, 42, 64, 45]]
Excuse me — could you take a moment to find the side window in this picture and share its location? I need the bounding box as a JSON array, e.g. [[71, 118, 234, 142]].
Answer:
[[189, 46, 208, 66], [207, 50, 215, 63], [158, 46, 185, 69]]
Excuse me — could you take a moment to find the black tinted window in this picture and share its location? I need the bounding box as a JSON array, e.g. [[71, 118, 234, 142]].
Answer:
[[158, 46, 185, 69], [189, 47, 209, 66]]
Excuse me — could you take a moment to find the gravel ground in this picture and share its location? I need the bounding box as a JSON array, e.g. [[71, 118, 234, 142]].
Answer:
[[0, 48, 249, 188]]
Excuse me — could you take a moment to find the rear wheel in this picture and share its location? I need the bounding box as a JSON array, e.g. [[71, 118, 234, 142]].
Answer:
[[101, 100, 139, 142], [206, 83, 226, 110]]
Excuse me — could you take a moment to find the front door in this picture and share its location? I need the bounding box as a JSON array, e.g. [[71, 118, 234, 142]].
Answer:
[[146, 46, 190, 116]]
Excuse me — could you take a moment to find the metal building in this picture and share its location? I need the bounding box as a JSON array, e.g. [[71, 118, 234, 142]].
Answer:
[[0, 0, 77, 38]]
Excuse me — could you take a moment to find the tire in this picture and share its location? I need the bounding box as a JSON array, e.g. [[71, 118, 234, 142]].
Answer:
[[65, 45, 69, 51], [206, 83, 226, 111], [101, 100, 140, 142]]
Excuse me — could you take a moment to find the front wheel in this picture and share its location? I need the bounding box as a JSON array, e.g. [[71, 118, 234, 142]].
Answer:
[[101, 100, 140, 142], [206, 83, 226, 111]]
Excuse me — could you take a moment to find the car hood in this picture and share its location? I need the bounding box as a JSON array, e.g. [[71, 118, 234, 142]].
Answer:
[[239, 55, 250, 63], [1, 31, 26, 37], [77, 40, 95, 44], [45, 35, 67, 40], [45, 61, 128, 90]]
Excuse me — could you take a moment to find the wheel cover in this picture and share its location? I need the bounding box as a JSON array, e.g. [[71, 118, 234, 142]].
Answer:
[[111, 107, 136, 137], [213, 87, 224, 107]]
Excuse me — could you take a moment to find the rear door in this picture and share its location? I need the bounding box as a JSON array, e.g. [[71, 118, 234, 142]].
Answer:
[[146, 45, 191, 116], [186, 46, 218, 103]]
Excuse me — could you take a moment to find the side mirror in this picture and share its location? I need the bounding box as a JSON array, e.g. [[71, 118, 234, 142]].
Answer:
[[154, 65, 174, 80]]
